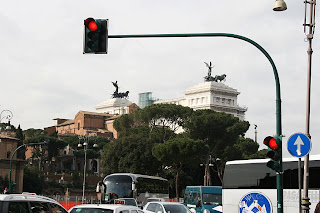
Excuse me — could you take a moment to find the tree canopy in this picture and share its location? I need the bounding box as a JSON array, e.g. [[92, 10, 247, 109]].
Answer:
[[184, 109, 250, 161], [153, 136, 208, 198], [101, 126, 162, 175], [113, 104, 193, 142]]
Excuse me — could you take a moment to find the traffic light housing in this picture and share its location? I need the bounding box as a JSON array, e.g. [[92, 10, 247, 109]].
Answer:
[[263, 136, 281, 172], [84, 18, 108, 54], [10, 182, 16, 193]]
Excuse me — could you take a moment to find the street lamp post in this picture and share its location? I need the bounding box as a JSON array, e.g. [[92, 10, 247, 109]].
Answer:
[[78, 134, 98, 204], [78, 135, 88, 204], [0, 109, 13, 130], [302, 1, 316, 212], [274, 1, 316, 212], [9, 141, 47, 193]]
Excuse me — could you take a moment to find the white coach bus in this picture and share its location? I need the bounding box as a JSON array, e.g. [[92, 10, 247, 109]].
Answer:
[[222, 154, 320, 212], [99, 173, 169, 206]]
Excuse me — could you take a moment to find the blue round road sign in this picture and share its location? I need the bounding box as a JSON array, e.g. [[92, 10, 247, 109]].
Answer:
[[239, 192, 272, 213], [287, 133, 311, 158]]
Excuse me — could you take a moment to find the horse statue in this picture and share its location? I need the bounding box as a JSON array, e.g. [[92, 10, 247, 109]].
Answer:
[[213, 74, 227, 82], [118, 91, 129, 99]]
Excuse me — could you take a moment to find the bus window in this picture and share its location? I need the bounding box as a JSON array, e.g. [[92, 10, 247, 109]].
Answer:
[[309, 161, 320, 188], [202, 193, 222, 206], [190, 193, 198, 205], [224, 160, 320, 189]]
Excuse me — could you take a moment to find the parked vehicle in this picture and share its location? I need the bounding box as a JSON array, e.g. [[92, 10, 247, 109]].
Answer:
[[68, 204, 144, 213], [183, 186, 222, 213], [144, 202, 191, 213], [0, 193, 67, 213]]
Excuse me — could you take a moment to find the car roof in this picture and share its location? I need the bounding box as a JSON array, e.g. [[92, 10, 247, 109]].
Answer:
[[147, 202, 184, 205], [0, 194, 59, 204], [69, 204, 141, 211]]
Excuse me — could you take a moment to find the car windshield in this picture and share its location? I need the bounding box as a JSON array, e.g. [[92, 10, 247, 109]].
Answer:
[[202, 193, 222, 206], [163, 204, 191, 213], [70, 208, 114, 213]]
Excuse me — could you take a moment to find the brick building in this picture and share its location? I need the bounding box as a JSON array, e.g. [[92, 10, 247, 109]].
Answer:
[[0, 133, 24, 193]]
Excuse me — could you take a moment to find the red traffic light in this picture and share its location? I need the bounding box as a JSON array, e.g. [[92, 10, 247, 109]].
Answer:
[[263, 136, 279, 150], [84, 18, 98, 31]]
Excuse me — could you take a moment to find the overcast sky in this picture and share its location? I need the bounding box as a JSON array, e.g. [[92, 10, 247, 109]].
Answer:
[[1, 0, 319, 157]]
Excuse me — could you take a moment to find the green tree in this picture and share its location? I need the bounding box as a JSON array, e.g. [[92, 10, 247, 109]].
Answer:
[[184, 109, 250, 183], [23, 128, 46, 138], [152, 137, 208, 198], [113, 113, 136, 136], [113, 104, 193, 143], [72, 171, 82, 188], [248, 149, 269, 159], [140, 104, 193, 142], [234, 137, 260, 159], [0, 176, 9, 193], [16, 124, 25, 159], [102, 126, 162, 175], [23, 166, 45, 194]]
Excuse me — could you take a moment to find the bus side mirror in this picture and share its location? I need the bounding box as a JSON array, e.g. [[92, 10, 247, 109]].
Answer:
[[96, 183, 101, 193], [96, 181, 107, 203], [132, 182, 136, 191], [96, 181, 107, 193]]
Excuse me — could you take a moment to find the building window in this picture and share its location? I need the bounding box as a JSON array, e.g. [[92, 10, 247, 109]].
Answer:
[[78, 122, 80, 130], [216, 97, 220, 102], [7, 151, 11, 159]]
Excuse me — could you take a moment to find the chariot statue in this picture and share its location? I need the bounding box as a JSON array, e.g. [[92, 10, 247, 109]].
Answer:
[[204, 61, 227, 82], [111, 81, 129, 99]]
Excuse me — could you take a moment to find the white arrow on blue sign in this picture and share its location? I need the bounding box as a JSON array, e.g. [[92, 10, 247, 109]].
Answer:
[[287, 133, 311, 158]]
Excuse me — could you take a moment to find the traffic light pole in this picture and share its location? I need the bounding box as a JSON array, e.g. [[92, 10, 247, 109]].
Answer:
[[109, 32, 283, 213]]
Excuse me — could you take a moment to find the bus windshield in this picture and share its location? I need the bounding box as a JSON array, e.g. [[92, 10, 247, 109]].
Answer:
[[105, 175, 133, 198], [202, 193, 222, 206]]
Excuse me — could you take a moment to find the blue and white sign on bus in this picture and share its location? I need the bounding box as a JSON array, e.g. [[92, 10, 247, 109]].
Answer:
[[239, 192, 272, 213]]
